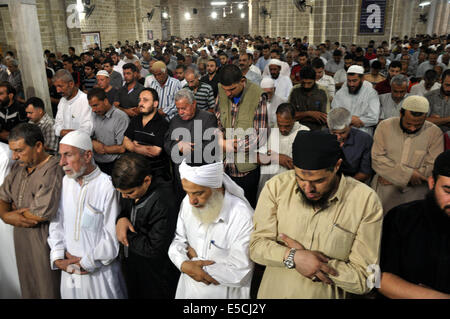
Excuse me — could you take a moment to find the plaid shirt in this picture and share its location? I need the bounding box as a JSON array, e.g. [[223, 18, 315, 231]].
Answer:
[[215, 89, 268, 177], [31, 113, 58, 154]]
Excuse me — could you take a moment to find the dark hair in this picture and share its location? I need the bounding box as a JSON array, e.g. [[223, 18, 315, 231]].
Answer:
[[25, 97, 45, 110], [0, 81, 15, 95], [442, 69, 450, 81], [103, 58, 114, 66], [262, 44, 270, 50], [300, 66, 316, 80], [276, 102, 295, 119], [63, 57, 74, 64], [84, 62, 95, 70], [69, 47, 75, 52], [371, 60, 382, 70], [312, 57, 325, 69], [424, 69, 438, 82], [219, 64, 243, 86], [299, 51, 308, 58], [389, 61, 402, 69], [207, 58, 218, 66], [123, 62, 138, 73], [333, 49, 342, 56], [87, 87, 107, 101], [141, 87, 159, 102], [46, 68, 53, 79], [270, 49, 281, 56], [8, 123, 44, 147], [344, 54, 353, 60], [112, 153, 153, 189], [175, 64, 187, 71]]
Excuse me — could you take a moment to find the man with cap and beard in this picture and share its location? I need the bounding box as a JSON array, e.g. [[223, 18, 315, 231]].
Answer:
[[48, 130, 127, 299], [371, 95, 443, 214], [168, 160, 254, 299], [250, 130, 384, 299], [265, 59, 293, 100], [331, 65, 380, 136], [260, 77, 286, 128], [378, 150, 450, 298]]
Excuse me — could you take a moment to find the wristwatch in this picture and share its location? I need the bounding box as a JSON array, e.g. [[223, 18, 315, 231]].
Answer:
[[284, 248, 296, 269]]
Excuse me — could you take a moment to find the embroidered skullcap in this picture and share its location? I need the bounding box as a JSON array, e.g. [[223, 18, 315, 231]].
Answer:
[[401, 95, 429, 113]]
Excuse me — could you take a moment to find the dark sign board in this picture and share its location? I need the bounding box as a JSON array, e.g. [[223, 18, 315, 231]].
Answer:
[[359, 0, 387, 35]]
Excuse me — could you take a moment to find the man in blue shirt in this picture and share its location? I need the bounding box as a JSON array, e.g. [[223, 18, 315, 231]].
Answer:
[[327, 107, 373, 183]]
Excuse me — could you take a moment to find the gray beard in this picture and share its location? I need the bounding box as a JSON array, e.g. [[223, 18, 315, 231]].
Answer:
[[191, 190, 225, 225], [64, 164, 87, 180]]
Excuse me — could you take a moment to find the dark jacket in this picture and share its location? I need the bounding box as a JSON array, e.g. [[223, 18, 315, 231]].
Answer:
[[117, 178, 180, 299]]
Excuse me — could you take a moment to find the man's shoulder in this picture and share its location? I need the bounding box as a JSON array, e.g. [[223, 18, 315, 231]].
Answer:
[[351, 127, 372, 142], [384, 199, 426, 228], [264, 170, 297, 193], [424, 88, 441, 99]]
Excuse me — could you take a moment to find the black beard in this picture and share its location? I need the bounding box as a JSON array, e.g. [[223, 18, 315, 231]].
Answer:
[[302, 86, 314, 93], [441, 87, 450, 97], [426, 190, 450, 218], [296, 175, 339, 208], [0, 96, 10, 108], [400, 115, 422, 134], [271, 73, 280, 80], [348, 82, 363, 95]]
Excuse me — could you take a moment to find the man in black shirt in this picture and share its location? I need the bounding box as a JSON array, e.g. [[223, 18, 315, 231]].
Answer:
[[114, 63, 144, 118], [123, 88, 170, 180], [378, 150, 450, 298], [200, 59, 220, 98], [0, 81, 27, 142]]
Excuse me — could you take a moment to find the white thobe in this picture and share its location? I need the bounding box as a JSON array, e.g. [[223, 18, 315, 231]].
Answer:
[[168, 191, 254, 299], [409, 81, 441, 96], [272, 75, 293, 101], [262, 61, 291, 78], [317, 74, 336, 100], [332, 81, 380, 136], [113, 60, 125, 78], [257, 122, 309, 197], [266, 94, 287, 128], [0, 142, 21, 299], [54, 89, 93, 137], [48, 167, 126, 299]]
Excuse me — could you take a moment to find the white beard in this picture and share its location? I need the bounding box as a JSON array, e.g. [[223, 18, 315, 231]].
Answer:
[[191, 190, 225, 225], [64, 164, 86, 180]]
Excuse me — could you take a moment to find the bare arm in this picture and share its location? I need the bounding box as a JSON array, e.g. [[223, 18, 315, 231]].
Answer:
[[378, 272, 450, 299]]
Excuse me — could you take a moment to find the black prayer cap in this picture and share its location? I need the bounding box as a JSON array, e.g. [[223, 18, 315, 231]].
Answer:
[[433, 150, 450, 178], [292, 130, 342, 170]]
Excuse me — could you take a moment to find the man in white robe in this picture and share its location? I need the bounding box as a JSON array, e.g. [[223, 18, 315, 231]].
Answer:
[[48, 130, 127, 299], [168, 160, 254, 299], [260, 77, 286, 128], [265, 59, 293, 100], [0, 141, 21, 298], [257, 103, 309, 197]]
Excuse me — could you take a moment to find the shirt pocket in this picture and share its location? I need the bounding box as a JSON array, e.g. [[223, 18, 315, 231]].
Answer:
[[207, 240, 230, 262], [322, 223, 356, 261], [407, 150, 426, 169], [81, 203, 103, 233]]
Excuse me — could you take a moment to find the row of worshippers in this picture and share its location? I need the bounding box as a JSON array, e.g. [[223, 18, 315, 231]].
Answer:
[[0, 121, 448, 299]]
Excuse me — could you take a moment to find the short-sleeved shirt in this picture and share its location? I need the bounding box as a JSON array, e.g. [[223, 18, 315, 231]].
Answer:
[[341, 128, 373, 177], [92, 106, 130, 163], [105, 87, 118, 105], [200, 73, 220, 98], [425, 89, 450, 133], [184, 82, 215, 111], [82, 75, 97, 92], [288, 84, 328, 131], [380, 194, 450, 294], [124, 111, 169, 165], [115, 82, 144, 109]]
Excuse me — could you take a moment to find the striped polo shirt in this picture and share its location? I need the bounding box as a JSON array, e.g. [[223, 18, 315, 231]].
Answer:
[[183, 82, 215, 111]]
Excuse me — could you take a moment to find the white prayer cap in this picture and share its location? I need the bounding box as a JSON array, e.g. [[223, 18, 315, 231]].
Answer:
[[429, 45, 437, 50], [347, 65, 365, 74], [96, 70, 109, 77], [179, 160, 223, 189], [260, 77, 275, 89], [60, 130, 93, 151], [268, 59, 283, 67], [401, 95, 429, 113], [179, 159, 250, 205]]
